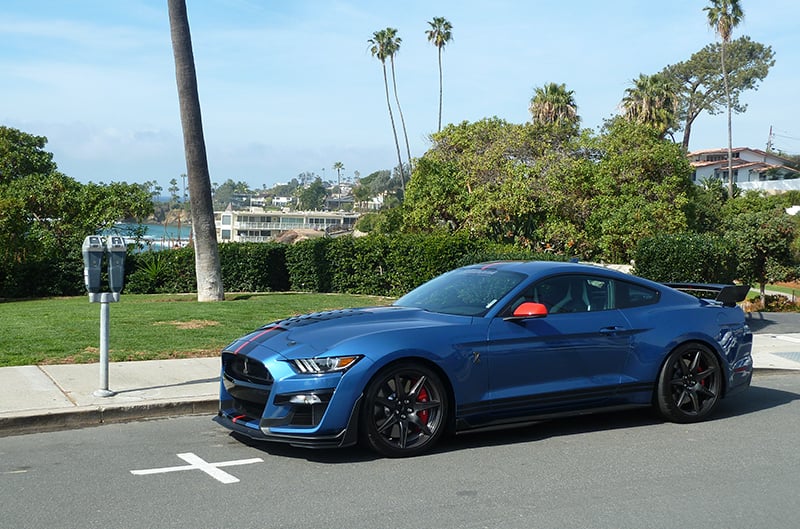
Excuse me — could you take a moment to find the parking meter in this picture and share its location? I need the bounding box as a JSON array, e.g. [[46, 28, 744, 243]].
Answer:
[[82, 236, 104, 293], [106, 235, 126, 293]]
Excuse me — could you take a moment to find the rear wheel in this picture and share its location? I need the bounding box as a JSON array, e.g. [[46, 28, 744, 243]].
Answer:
[[360, 363, 448, 457], [656, 343, 722, 423]]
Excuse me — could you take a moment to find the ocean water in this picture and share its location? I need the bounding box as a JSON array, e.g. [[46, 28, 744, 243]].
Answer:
[[108, 222, 192, 249]]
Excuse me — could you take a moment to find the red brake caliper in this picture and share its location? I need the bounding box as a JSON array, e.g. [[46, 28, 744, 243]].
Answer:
[[417, 386, 429, 425]]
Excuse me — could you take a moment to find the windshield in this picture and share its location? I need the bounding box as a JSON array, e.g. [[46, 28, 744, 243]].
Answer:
[[395, 267, 526, 316]]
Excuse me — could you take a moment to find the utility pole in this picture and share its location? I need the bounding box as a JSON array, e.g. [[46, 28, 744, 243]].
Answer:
[[766, 126, 774, 155]]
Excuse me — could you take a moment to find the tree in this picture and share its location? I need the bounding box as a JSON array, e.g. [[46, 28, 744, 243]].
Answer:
[[167, 0, 223, 302], [297, 178, 327, 211], [663, 36, 774, 151], [369, 29, 406, 190], [404, 118, 586, 249], [0, 127, 154, 297], [621, 73, 679, 139], [586, 118, 694, 262], [529, 82, 579, 129], [725, 208, 797, 303], [426, 16, 453, 132], [168, 177, 180, 206], [0, 126, 57, 184], [382, 28, 413, 175], [352, 184, 371, 211], [704, 0, 744, 198], [332, 161, 344, 191]]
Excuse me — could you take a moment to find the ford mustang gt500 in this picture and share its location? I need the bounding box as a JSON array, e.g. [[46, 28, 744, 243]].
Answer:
[[215, 261, 752, 457]]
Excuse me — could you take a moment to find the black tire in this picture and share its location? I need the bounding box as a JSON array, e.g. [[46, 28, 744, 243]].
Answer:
[[360, 362, 449, 457], [656, 343, 722, 423]]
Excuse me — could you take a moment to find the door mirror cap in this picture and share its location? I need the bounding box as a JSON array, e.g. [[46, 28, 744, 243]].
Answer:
[[508, 302, 548, 320]]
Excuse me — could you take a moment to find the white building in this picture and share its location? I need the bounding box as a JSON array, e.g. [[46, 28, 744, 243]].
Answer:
[[689, 147, 800, 191], [215, 207, 359, 243]]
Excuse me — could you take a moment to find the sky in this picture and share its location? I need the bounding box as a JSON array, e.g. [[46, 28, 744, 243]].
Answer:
[[1, 0, 798, 191]]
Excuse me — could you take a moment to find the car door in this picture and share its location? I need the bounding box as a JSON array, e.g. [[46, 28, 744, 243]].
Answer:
[[481, 274, 634, 423]]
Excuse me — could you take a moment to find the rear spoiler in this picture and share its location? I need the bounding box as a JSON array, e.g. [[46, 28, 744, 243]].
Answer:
[[663, 283, 750, 307]]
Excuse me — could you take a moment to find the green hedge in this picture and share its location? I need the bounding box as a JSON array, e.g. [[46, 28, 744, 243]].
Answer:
[[633, 233, 738, 283], [1, 234, 568, 299], [285, 233, 565, 296], [125, 243, 289, 294]]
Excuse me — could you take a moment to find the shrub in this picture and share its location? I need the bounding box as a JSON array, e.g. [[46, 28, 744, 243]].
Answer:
[[125, 246, 196, 294], [218, 242, 289, 292], [633, 233, 737, 283], [285, 238, 333, 292]]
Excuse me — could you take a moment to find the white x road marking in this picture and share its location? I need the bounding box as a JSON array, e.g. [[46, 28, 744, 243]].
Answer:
[[130, 452, 263, 484]]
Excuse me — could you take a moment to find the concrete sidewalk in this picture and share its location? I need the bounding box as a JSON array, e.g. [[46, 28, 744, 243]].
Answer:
[[1, 331, 799, 438], [0, 357, 220, 436]]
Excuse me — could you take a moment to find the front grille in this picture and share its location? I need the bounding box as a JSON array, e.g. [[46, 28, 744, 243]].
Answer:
[[223, 352, 273, 386], [222, 352, 273, 420]]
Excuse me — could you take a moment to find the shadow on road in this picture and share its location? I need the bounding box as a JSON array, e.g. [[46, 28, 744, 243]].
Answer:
[[746, 311, 800, 334]]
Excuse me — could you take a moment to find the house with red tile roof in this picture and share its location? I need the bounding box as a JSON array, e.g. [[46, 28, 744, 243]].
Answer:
[[688, 147, 800, 192]]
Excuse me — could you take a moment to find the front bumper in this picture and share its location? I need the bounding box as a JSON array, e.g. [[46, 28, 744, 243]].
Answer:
[[214, 396, 362, 448], [216, 351, 364, 448]]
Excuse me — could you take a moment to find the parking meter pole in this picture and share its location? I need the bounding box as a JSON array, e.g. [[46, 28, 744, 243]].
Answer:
[[83, 234, 125, 399], [93, 293, 117, 398]]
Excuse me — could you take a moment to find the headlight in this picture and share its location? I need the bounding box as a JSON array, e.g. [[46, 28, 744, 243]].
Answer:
[[292, 355, 362, 374]]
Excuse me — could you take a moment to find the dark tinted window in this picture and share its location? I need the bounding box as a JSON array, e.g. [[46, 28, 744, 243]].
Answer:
[[614, 280, 659, 309]]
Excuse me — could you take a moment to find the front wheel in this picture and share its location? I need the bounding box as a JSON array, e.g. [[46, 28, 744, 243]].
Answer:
[[656, 343, 722, 423], [360, 363, 449, 457]]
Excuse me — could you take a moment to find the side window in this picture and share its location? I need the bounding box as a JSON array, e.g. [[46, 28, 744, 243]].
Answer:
[[614, 280, 659, 309], [508, 274, 613, 314]]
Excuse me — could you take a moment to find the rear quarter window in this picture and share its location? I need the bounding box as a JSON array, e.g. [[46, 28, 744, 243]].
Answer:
[[614, 281, 660, 309]]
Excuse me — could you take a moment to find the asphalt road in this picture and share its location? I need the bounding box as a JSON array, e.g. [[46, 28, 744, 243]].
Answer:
[[2, 371, 799, 529]]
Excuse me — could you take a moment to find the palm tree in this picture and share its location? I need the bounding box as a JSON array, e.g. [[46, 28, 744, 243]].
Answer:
[[621, 73, 679, 138], [382, 28, 413, 175], [426, 17, 453, 132], [369, 29, 406, 190], [704, 0, 744, 198], [529, 82, 579, 128], [332, 161, 344, 193], [167, 0, 223, 301]]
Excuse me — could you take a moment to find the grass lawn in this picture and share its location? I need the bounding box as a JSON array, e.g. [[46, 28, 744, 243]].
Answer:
[[0, 292, 393, 367]]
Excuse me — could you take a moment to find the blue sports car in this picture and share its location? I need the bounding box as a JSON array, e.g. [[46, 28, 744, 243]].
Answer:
[[214, 261, 752, 457]]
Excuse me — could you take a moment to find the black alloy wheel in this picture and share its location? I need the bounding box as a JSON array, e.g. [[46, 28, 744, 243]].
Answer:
[[656, 343, 722, 423], [360, 363, 448, 457]]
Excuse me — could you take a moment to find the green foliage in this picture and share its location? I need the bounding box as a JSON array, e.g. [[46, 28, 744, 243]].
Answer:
[[663, 36, 774, 148], [587, 118, 693, 262], [126, 244, 290, 294], [218, 243, 289, 292], [0, 126, 57, 184], [724, 209, 797, 297], [633, 233, 737, 283], [405, 117, 694, 263], [285, 238, 333, 292], [758, 294, 800, 313], [296, 178, 327, 210], [125, 247, 196, 294], [283, 234, 555, 297], [0, 126, 155, 298]]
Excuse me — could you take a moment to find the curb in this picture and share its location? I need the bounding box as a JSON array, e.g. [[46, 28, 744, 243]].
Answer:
[[0, 399, 218, 438]]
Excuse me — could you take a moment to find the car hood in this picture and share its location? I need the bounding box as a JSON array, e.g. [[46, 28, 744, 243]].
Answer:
[[224, 306, 472, 360]]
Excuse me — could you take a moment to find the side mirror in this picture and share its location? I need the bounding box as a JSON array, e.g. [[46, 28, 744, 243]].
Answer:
[[506, 302, 548, 320]]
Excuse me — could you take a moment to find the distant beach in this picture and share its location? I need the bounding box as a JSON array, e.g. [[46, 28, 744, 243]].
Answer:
[[109, 222, 192, 249]]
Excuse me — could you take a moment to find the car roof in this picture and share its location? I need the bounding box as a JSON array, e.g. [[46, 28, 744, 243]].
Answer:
[[467, 260, 627, 278]]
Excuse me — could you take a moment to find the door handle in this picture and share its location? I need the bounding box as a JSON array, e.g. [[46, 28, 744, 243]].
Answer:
[[599, 326, 625, 335]]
